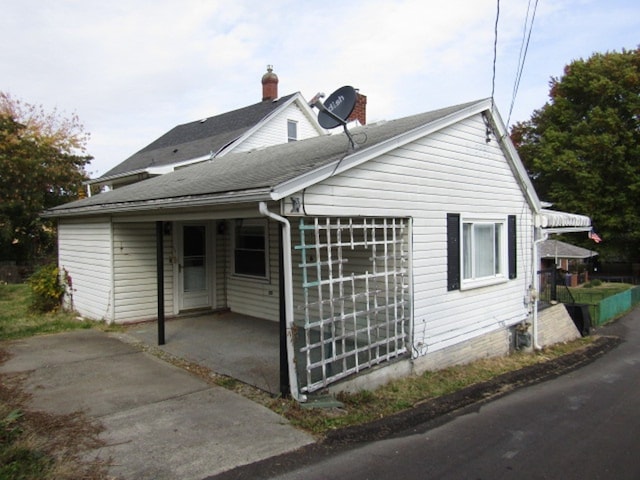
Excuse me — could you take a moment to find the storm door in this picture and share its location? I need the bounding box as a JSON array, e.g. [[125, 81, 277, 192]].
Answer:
[[178, 223, 212, 310]]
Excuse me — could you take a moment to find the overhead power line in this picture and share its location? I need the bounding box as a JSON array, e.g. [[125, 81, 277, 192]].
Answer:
[[490, 0, 500, 113], [507, 0, 539, 127]]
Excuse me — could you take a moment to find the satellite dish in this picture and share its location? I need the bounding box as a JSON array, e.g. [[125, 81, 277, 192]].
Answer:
[[317, 86, 357, 129]]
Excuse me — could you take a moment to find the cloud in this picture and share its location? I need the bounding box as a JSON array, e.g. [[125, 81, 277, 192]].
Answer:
[[1, 0, 638, 175]]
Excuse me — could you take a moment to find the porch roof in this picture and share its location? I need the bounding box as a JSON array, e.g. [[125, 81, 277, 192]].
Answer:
[[539, 239, 598, 260], [45, 99, 492, 217]]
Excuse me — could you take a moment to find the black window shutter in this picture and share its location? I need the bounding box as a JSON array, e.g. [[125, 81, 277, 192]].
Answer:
[[447, 213, 460, 290], [508, 215, 517, 279]]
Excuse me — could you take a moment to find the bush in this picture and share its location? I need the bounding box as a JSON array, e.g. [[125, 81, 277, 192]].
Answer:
[[582, 278, 603, 288], [27, 264, 69, 313]]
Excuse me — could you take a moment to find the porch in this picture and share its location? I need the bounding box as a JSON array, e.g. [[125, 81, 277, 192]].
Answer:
[[93, 212, 411, 399], [124, 312, 282, 395]]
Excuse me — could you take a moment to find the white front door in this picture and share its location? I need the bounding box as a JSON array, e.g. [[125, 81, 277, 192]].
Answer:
[[178, 223, 212, 310]]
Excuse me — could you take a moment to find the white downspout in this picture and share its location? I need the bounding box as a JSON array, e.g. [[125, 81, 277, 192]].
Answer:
[[258, 202, 305, 402], [532, 225, 548, 350]]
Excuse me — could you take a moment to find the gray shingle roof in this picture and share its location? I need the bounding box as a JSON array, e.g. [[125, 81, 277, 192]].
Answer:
[[98, 93, 298, 179], [539, 239, 598, 259], [47, 99, 486, 217]]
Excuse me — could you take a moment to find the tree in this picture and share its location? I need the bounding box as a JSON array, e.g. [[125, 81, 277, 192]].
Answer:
[[511, 48, 640, 262], [0, 92, 92, 264]]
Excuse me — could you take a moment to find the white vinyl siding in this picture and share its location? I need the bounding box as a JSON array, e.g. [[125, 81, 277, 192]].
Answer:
[[226, 219, 280, 321], [235, 104, 320, 152], [298, 114, 534, 355], [58, 218, 113, 321], [112, 222, 173, 323]]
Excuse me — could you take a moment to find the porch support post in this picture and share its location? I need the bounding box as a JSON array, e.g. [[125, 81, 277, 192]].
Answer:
[[156, 221, 165, 345], [278, 227, 291, 396]]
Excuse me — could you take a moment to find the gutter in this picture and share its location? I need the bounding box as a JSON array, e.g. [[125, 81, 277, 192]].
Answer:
[[42, 189, 273, 218], [532, 229, 548, 351], [258, 202, 305, 402]]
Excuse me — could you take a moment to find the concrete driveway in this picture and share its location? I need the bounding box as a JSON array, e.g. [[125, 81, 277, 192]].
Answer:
[[0, 329, 314, 480]]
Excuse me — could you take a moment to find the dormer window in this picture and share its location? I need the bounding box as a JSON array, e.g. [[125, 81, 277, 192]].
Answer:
[[287, 120, 298, 142]]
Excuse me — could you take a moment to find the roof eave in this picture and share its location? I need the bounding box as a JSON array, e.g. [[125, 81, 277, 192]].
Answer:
[[540, 253, 598, 259], [484, 105, 542, 213], [85, 168, 149, 186], [43, 188, 273, 218]]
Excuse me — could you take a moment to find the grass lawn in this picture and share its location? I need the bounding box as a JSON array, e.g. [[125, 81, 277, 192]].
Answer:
[[569, 282, 634, 305], [0, 284, 93, 341]]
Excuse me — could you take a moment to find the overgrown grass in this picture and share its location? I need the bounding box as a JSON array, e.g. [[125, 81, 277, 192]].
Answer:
[[0, 284, 92, 341], [268, 337, 597, 436]]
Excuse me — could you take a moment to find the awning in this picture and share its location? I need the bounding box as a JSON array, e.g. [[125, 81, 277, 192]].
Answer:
[[537, 209, 592, 233]]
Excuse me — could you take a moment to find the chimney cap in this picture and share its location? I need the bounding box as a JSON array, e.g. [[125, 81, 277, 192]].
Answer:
[[262, 64, 278, 84], [261, 65, 279, 101]]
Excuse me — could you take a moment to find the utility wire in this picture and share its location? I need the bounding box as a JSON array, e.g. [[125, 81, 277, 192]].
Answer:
[[507, 0, 539, 127], [490, 0, 500, 113]]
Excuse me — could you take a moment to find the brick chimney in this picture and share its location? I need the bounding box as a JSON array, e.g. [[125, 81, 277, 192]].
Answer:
[[261, 65, 278, 101], [347, 91, 367, 125]]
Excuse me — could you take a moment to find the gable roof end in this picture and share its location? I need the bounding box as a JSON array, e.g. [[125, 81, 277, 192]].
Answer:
[[94, 93, 300, 182]]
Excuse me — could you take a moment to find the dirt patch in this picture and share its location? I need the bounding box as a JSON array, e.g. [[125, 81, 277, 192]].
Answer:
[[0, 353, 112, 480]]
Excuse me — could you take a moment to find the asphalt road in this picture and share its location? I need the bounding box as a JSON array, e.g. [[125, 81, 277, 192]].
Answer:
[[216, 305, 640, 480]]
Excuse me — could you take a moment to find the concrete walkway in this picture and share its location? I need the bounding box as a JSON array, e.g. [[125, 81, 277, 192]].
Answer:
[[0, 329, 314, 480]]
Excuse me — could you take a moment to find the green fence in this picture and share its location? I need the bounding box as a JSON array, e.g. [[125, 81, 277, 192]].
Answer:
[[592, 286, 640, 326]]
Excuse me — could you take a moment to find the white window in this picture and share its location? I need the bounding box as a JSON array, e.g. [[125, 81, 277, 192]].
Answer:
[[287, 120, 297, 142], [233, 219, 268, 278], [461, 217, 507, 289]]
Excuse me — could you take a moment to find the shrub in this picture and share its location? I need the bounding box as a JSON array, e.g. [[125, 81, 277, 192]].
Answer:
[[591, 278, 603, 287], [27, 264, 69, 313]]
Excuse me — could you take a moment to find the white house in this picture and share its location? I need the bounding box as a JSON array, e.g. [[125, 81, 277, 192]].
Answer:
[[45, 97, 591, 401], [86, 66, 328, 192]]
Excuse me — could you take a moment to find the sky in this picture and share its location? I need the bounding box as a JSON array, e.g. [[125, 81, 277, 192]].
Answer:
[[1, 0, 638, 177]]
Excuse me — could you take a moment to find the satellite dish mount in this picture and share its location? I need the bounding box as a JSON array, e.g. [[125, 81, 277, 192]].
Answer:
[[309, 85, 358, 149]]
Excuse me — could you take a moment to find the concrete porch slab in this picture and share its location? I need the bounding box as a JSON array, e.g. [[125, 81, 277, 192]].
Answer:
[[123, 312, 282, 394]]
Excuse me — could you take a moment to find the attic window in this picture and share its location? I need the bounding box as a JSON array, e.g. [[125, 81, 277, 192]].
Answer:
[[287, 120, 298, 142]]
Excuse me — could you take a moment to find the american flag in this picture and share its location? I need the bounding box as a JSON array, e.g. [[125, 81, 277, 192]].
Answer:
[[589, 229, 602, 243]]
